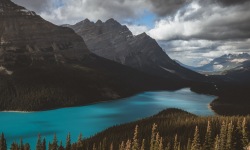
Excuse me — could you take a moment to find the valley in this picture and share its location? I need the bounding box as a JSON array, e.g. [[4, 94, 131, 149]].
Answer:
[[0, 0, 250, 149]]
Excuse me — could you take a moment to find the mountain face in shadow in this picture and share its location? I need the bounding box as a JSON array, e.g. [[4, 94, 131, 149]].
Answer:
[[0, 0, 184, 111], [67, 19, 204, 81], [0, 0, 89, 68]]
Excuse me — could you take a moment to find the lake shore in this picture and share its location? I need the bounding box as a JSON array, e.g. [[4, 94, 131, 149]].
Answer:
[[210, 97, 250, 116], [2, 110, 33, 113]]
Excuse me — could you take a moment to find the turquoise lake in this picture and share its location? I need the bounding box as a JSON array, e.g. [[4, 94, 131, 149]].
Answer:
[[0, 88, 216, 149]]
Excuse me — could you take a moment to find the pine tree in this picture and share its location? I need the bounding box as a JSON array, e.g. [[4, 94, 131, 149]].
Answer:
[[173, 134, 179, 150], [187, 138, 191, 150], [226, 121, 234, 150], [177, 142, 181, 150], [10, 142, 18, 150], [50, 134, 58, 150], [0, 133, 7, 150], [24, 143, 30, 150], [65, 133, 71, 150], [203, 121, 212, 150], [48, 142, 51, 150], [125, 139, 131, 150], [119, 141, 125, 150], [158, 137, 163, 150], [242, 118, 248, 149], [19, 138, 24, 150], [214, 135, 220, 150], [191, 126, 201, 150], [36, 134, 43, 150], [92, 143, 97, 150], [165, 142, 171, 150], [236, 118, 244, 149], [42, 138, 46, 150], [154, 132, 160, 150], [110, 143, 113, 150], [150, 123, 157, 150], [58, 141, 64, 150], [98, 138, 107, 150], [140, 139, 145, 150], [76, 134, 83, 150], [71, 143, 77, 150], [132, 125, 139, 150], [219, 121, 227, 149]]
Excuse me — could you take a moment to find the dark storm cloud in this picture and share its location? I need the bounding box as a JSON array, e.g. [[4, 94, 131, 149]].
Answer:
[[199, 0, 249, 7], [149, 0, 250, 41], [149, 0, 250, 17], [149, 0, 191, 16], [12, 0, 51, 12]]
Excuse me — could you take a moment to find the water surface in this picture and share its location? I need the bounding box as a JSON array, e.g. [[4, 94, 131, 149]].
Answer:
[[0, 88, 216, 148]]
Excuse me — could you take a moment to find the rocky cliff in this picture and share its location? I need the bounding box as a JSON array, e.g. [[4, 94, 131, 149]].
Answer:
[[68, 19, 204, 81], [0, 0, 89, 69]]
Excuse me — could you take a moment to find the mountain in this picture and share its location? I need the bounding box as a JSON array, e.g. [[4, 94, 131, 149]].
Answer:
[[222, 60, 250, 82], [203, 60, 250, 115], [174, 60, 198, 72], [0, 0, 182, 111], [66, 19, 204, 81], [186, 53, 250, 74]]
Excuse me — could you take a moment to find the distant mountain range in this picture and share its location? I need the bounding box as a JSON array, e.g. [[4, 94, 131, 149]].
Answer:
[[65, 19, 204, 81], [176, 53, 250, 75], [0, 0, 185, 111]]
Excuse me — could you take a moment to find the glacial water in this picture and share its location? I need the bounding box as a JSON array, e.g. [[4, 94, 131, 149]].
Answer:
[[0, 88, 216, 149]]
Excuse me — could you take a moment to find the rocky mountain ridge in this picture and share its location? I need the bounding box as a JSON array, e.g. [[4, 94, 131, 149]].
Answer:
[[66, 19, 204, 81]]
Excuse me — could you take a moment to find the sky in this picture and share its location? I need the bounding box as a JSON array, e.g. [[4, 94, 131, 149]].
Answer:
[[13, 0, 250, 66]]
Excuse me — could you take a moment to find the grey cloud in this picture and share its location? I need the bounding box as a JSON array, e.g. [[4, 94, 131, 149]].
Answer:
[[149, 0, 191, 16], [149, 0, 249, 17], [192, 2, 250, 41], [12, 0, 148, 24], [149, 0, 250, 41], [159, 39, 250, 66], [12, 0, 52, 12], [199, 0, 249, 7]]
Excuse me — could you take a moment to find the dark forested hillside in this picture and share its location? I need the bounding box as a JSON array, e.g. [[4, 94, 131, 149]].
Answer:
[[0, 54, 182, 111]]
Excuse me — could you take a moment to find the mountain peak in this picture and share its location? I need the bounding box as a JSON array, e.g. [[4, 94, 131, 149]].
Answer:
[[0, 0, 36, 17], [96, 20, 103, 25], [83, 18, 91, 23], [105, 18, 121, 26]]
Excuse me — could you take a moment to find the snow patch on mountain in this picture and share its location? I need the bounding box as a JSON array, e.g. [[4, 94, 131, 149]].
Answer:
[[0, 66, 13, 75], [213, 64, 223, 70], [231, 59, 248, 63]]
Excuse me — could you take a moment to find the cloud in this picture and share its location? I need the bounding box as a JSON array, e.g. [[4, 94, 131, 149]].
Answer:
[[125, 24, 148, 36], [148, 1, 250, 41], [13, 0, 149, 25], [158, 39, 250, 66], [146, 0, 250, 66], [199, 0, 249, 7], [148, 0, 191, 16]]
